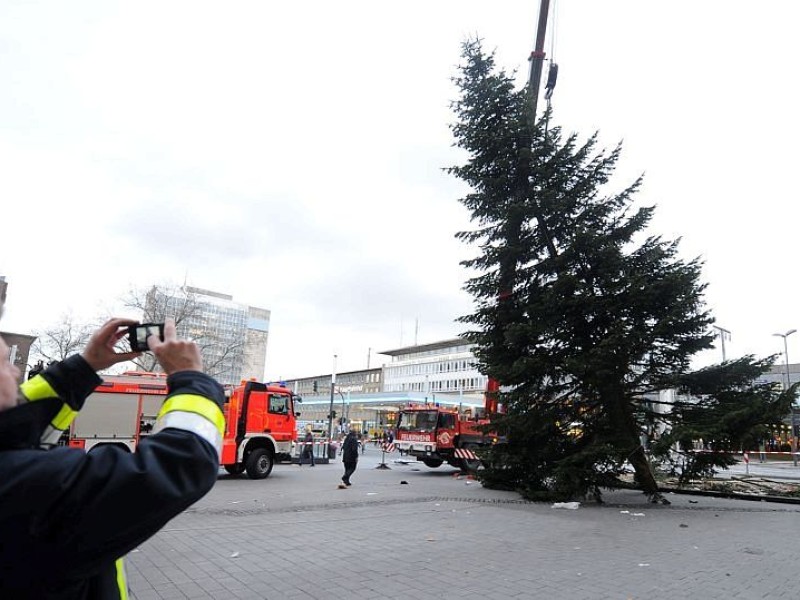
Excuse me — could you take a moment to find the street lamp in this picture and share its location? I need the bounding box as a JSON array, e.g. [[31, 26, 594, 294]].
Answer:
[[326, 354, 337, 444], [712, 325, 731, 362], [773, 329, 797, 466], [335, 389, 349, 432]]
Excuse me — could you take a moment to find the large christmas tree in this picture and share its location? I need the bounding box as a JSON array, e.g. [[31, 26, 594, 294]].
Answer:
[[449, 40, 716, 502]]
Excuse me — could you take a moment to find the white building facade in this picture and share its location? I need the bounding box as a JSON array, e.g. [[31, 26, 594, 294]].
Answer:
[[379, 338, 488, 398]]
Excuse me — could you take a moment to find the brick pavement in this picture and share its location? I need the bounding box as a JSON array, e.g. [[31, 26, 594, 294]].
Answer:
[[127, 445, 800, 600]]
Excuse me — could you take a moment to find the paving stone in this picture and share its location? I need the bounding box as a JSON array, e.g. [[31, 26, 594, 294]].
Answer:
[[126, 448, 800, 599]]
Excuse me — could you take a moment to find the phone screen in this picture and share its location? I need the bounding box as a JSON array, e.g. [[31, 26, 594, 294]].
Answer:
[[128, 323, 165, 352]]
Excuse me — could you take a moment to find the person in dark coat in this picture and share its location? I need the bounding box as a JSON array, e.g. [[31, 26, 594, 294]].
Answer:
[[302, 427, 315, 466], [0, 315, 225, 599], [341, 429, 359, 486]]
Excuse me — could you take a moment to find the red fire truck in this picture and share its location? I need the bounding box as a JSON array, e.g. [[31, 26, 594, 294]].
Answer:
[[65, 372, 300, 479], [394, 380, 502, 471]]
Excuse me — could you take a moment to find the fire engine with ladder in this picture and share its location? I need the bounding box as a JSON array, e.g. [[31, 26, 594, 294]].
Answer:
[[65, 372, 301, 479], [394, 379, 502, 471]]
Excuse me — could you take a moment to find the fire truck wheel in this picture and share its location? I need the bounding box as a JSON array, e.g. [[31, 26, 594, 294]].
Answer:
[[422, 458, 443, 468], [461, 444, 482, 472], [224, 464, 245, 476], [245, 448, 274, 479]]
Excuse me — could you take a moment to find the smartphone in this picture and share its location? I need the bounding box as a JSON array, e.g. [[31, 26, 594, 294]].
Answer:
[[127, 323, 165, 352]]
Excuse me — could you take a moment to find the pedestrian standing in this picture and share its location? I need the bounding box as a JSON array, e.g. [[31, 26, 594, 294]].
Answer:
[[301, 427, 315, 466], [340, 430, 359, 487]]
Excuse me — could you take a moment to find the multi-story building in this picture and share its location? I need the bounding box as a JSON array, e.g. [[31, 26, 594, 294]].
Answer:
[[761, 363, 800, 389], [145, 285, 270, 385], [242, 306, 270, 383], [758, 363, 800, 446], [287, 368, 384, 434], [0, 331, 36, 384], [291, 368, 383, 398], [379, 338, 488, 397], [0, 276, 37, 384]]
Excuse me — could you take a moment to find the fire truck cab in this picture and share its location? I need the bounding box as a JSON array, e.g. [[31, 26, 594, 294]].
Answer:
[[395, 405, 489, 471], [219, 380, 299, 479]]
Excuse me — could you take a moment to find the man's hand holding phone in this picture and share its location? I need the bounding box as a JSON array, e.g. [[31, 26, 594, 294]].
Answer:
[[82, 318, 142, 371], [147, 319, 203, 375]]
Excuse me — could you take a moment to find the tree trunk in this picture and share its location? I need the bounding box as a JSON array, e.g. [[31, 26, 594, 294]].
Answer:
[[627, 444, 668, 504], [606, 388, 670, 504]]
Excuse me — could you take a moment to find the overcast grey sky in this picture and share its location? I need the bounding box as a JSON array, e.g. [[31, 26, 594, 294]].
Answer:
[[2, 1, 799, 380]]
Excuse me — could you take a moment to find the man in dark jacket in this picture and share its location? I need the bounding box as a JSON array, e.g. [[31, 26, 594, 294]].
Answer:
[[341, 429, 359, 486], [0, 315, 225, 599], [302, 427, 315, 466]]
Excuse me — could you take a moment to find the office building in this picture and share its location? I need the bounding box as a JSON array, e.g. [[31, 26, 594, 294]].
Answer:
[[0, 276, 37, 383], [379, 338, 488, 397], [144, 285, 270, 385]]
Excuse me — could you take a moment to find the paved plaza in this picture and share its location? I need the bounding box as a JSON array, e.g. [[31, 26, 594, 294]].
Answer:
[[127, 445, 800, 600]]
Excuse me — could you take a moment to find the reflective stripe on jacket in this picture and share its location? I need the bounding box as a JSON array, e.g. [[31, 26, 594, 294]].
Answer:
[[17, 355, 101, 447]]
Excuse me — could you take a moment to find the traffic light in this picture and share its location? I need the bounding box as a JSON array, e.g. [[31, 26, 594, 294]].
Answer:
[[313, 381, 318, 393]]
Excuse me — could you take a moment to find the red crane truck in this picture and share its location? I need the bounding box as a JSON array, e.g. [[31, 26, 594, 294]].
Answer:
[[394, 379, 502, 471], [65, 372, 300, 479]]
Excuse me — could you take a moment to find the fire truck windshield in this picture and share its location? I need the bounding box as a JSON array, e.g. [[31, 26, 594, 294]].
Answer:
[[397, 410, 438, 432]]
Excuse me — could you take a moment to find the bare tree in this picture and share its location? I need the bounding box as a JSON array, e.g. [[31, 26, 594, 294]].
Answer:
[[190, 335, 245, 383], [31, 312, 93, 364]]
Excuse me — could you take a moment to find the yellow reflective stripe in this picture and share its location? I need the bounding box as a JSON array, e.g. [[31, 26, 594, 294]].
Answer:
[[51, 402, 78, 430], [115, 558, 129, 600], [19, 375, 57, 402], [157, 394, 224, 437], [19, 375, 78, 434]]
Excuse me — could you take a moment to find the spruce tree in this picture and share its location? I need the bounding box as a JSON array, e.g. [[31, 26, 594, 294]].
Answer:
[[449, 39, 715, 502], [651, 356, 795, 483]]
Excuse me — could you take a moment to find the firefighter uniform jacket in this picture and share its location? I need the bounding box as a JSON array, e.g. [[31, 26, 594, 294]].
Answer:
[[0, 355, 226, 600]]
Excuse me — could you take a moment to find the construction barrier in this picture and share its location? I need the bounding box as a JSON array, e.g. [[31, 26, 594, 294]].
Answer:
[[294, 440, 334, 460]]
